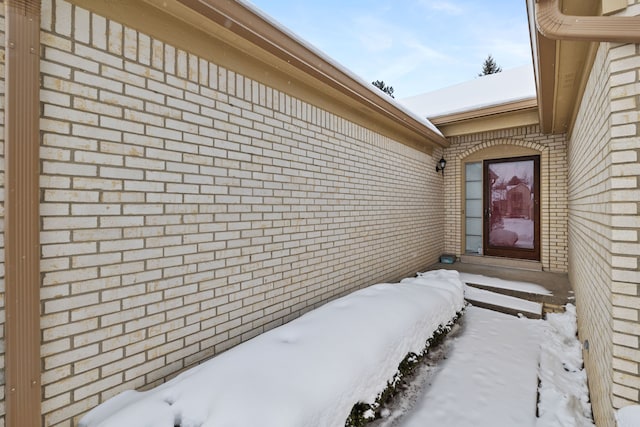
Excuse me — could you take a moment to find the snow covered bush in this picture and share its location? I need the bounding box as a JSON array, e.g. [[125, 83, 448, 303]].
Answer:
[[345, 315, 463, 427], [79, 270, 464, 427]]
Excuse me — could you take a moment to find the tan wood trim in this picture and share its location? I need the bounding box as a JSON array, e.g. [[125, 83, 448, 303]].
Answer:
[[566, 41, 598, 138], [4, 1, 42, 427], [435, 108, 539, 137], [430, 98, 537, 125], [531, 30, 557, 134]]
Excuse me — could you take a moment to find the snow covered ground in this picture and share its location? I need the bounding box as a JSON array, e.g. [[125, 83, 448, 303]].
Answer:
[[79, 270, 594, 427], [537, 305, 594, 427], [391, 307, 543, 426], [370, 304, 594, 427]]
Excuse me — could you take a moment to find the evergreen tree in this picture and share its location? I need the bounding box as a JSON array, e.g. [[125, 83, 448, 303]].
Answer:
[[478, 55, 502, 76], [372, 80, 395, 98]]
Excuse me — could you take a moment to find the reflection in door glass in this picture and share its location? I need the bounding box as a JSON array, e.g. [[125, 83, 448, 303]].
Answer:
[[488, 160, 534, 249]]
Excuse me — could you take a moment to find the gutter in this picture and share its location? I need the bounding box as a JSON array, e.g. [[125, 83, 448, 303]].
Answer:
[[535, 0, 640, 43], [174, 0, 449, 148]]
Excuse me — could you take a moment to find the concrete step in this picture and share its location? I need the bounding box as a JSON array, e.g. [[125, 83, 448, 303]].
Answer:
[[464, 281, 553, 305], [464, 285, 543, 319], [429, 262, 574, 314], [460, 255, 543, 271]]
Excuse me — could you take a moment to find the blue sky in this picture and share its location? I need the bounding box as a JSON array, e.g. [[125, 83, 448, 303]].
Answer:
[[247, 0, 532, 99]]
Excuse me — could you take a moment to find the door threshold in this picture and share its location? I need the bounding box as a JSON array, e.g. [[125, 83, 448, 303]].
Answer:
[[460, 254, 542, 271]]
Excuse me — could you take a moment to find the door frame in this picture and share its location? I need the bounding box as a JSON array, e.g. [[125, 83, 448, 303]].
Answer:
[[482, 155, 541, 260]]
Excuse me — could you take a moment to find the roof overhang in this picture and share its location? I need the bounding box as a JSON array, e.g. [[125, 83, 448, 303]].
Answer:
[[527, 0, 640, 135], [429, 98, 539, 137], [69, 0, 448, 153]]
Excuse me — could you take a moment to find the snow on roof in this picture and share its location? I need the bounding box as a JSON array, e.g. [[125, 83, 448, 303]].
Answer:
[[239, 0, 444, 137], [399, 65, 537, 119]]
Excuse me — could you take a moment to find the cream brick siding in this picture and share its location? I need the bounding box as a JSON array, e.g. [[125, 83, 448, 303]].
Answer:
[[442, 125, 568, 272], [38, 1, 444, 425], [569, 7, 640, 423], [0, 8, 5, 427], [570, 43, 615, 427]]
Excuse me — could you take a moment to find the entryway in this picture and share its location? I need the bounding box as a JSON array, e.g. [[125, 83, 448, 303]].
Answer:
[[465, 155, 540, 261]]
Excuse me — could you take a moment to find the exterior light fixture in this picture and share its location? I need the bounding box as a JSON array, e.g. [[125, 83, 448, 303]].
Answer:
[[436, 157, 447, 176]]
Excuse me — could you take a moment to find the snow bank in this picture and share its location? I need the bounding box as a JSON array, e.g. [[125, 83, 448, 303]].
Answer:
[[79, 270, 464, 427], [537, 304, 595, 427], [617, 405, 640, 427]]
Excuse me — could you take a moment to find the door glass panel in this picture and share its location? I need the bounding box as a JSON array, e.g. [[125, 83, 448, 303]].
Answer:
[[465, 162, 482, 254], [466, 218, 482, 235], [466, 161, 482, 180], [466, 199, 482, 216], [487, 160, 535, 249], [465, 181, 482, 199]]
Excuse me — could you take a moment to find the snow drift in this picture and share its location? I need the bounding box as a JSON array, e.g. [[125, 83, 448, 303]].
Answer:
[[79, 269, 465, 427]]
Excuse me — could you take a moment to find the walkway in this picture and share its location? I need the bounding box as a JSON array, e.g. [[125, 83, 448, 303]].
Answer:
[[372, 306, 543, 427]]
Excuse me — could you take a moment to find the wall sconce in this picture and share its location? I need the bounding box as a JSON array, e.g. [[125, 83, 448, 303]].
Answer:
[[435, 157, 446, 176]]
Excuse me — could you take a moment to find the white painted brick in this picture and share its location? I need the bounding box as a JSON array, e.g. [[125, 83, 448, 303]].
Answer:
[[42, 0, 53, 31], [43, 77, 97, 101], [75, 44, 122, 69], [108, 21, 123, 55], [72, 252, 122, 268], [42, 242, 96, 258], [99, 166, 143, 181], [123, 27, 137, 60], [612, 229, 638, 242], [92, 13, 108, 50], [75, 71, 123, 93], [100, 91, 143, 109], [73, 124, 121, 142], [68, 298, 120, 322], [74, 7, 90, 44], [55, 0, 72, 36], [124, 84, 164, 104], [41, 60, 72, 80], [74, 373, 122, 401]]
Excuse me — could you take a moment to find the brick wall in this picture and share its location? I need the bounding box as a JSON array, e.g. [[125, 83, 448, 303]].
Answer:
[[569, 4, 640, 424], [442, 125, 568, 272], [569, 42, 615, 427], [37, 1, 445, 425]]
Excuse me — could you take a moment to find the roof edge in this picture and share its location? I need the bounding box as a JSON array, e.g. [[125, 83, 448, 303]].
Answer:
[[172, 0, 449, 148], [429, 98, 538, 124]]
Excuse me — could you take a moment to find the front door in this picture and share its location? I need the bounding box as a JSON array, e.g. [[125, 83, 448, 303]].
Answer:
[[483, 156, 540, 260]]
